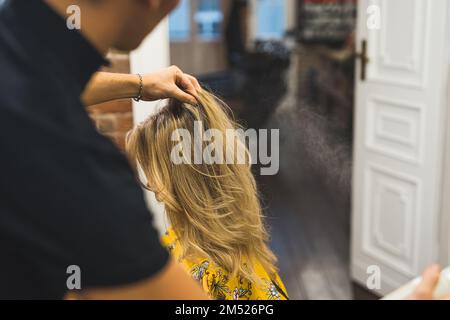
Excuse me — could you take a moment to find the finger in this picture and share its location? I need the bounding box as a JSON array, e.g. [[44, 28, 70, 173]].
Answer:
[[414, 265, 441, 299], [177, 73, 198, 96], [171, 86, 197, 105], [186, 74, 201, 91]]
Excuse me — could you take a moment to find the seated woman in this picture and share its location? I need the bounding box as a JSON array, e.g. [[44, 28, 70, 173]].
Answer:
[[126, 90, 288, 300]]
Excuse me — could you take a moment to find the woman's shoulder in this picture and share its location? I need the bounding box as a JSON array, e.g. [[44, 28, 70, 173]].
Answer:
[[199, 263, 288, 300], [161, 227, 177, 247], [161, 227, 288, 300], [161, 227, 205, 266]]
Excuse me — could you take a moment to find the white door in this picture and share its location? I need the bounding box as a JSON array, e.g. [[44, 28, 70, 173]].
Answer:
[[351, 0, 450, 295]]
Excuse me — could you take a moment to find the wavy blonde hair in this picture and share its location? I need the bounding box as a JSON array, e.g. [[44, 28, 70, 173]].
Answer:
[[126, 90, 277, 282]]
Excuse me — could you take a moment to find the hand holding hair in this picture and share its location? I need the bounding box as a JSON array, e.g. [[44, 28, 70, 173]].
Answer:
[[82, 66, 201, 106], [140, 66, 201, 105]]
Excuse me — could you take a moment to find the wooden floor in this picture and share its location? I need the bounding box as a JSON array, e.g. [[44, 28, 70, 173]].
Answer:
[[259, 172, 377, 300]]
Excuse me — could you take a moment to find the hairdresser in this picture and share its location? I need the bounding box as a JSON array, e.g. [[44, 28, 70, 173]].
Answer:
[[0, 0, 207, 299]]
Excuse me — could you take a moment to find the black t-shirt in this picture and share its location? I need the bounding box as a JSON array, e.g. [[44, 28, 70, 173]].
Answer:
[[0, 0, 168, 299]]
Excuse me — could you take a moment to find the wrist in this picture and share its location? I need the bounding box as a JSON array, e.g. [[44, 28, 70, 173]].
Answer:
[[133, 74, 144, 102], [119, 73, 141, 100]]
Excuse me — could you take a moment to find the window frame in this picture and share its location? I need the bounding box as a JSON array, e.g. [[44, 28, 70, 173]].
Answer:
[[169, 0, 225, 44]]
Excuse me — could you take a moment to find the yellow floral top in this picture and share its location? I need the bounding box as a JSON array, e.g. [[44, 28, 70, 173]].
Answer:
[[161, 227, 288, 300]]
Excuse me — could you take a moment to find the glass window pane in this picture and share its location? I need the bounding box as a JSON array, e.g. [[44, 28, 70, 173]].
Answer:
[[169, 0, 191, 41], [257, 0, 285, 39], [196, 0, 223, 40]]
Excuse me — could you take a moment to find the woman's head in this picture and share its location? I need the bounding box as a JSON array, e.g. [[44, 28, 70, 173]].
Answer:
[[126, 90, 277, 280]]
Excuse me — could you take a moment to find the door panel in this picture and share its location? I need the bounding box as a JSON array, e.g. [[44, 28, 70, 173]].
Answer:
[[351, 0, 449, 295], [369, 0, 428, 89], [363, 164, 419, 277], [366, 96, 424, 164]]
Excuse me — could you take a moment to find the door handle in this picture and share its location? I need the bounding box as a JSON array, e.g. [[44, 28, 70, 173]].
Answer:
[[355, 40, 370, 81]]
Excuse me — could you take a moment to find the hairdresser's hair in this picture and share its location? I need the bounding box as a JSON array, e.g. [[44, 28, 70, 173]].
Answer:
[[126, 90, 277, 282]]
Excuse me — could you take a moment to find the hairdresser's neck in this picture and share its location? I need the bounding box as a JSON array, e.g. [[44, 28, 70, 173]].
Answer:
[[45, 0, 122, 55]]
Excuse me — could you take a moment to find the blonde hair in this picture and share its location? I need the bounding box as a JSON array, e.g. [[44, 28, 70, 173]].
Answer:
[[126, 90, 277, 282]]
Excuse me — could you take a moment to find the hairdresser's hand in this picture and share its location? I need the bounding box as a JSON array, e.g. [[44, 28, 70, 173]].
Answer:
[[408, 265, 450, 300], [141, 66, 201, 105]]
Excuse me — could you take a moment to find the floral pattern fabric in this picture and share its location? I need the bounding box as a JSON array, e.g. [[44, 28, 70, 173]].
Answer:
[[161, 227, 288, 300]]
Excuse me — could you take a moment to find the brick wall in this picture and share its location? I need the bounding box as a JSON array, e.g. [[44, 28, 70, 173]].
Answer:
[[87, 52, 133, 151]]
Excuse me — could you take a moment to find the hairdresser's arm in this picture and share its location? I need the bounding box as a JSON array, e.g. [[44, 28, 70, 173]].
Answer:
[[75, 258, 209, 300], [82, 67, 201, 106]]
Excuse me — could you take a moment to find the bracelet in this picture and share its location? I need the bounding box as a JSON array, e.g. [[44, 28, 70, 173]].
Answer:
[[133, 74, 143, 102]]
